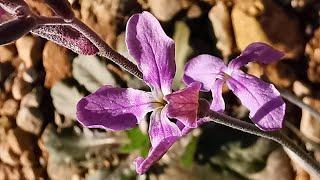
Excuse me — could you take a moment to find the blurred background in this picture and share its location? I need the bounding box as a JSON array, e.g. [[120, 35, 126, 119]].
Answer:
[[0, 0, 319, 179]]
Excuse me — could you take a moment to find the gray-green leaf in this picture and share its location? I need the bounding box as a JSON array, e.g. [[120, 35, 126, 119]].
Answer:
[[73, 55, 117, 92]]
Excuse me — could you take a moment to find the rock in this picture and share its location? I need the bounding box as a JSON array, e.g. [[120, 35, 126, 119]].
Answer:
[[6, 128, 35, 155], [22, 68, 38, 83], [0, 44, 17, 63], [12, 76, 32, 100], [0, 143, 19, 166], [0, 116, 12, 130], [300, 97, 320, 143], [265, 62, 296, 88], [231, 0, 304, 59], [47, 156, 79, 180], [24, 0, 54, 16], [16, 107, 44, 135], [248, 149, 294, 180], [0, 62, 14, 83], [22, 166, 45, 180], [187, 4, 202, 19], [147, 0, 193, 21], [20, 151, 37, 167], [80, 0, 118, 47], [293, 81, 311, 97], [209, 1, 234, 58], [306, 28, 320, 83], [2, 165, 21, 180], [43, 41, 72, 88], [15, 36, 42, 68], [0, 99, 19, 117], [20, 88, 42, 108], [247, 62, 264, 78]]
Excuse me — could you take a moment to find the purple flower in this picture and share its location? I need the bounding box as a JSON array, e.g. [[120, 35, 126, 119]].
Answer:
[[76, 11, 201, 174], [184, 42, 286, 131]]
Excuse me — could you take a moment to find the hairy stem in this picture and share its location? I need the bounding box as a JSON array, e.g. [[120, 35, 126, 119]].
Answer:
[[36, 16, 143, 79], [203, 111, 320, 177]]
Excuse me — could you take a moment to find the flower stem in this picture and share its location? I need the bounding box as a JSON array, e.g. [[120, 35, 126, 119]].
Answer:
[[204, 111, 320, 177], [35, 16, 143, 79]]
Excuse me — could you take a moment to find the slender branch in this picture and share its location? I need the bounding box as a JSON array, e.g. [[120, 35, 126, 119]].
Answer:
[[36, 16, 143, 79], [279, 89, 320, 122], [203, 111, 320, 177]]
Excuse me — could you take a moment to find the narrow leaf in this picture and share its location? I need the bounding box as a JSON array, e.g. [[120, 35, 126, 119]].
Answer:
[[32, 25, 99, 55], [0, 17, 37, 45]]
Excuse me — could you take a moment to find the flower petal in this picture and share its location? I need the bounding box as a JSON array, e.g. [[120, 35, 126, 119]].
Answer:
[[183, 54, 226, 91], [76, 86, 157, 131], [126, 11, 175, 96], [228, 42, 284, 70], [135, 108, 181, 174], [226, 71, 285, 131], [165, 82, 201, 128], [210, 79, 225, 112]]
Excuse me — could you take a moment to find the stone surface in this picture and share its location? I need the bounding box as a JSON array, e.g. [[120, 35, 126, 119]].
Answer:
[[209, 1, 234, 58], [16, 107, 44, 135], [0, 143, 19, 166], [0, 44, 17, 63], [265, 62, 296, 88], [12, 76, 32, 100], [80, 0, 118, 47], [300, 97, 320, 143], [20, 88, 42, 108], [20, 151, 37, 167], [293, 81, 311, 97], [306, 28, 320, 83], [0, 99, 19, 117], [15, 36, 42, 68], [6, 128, 35, 155], [231, 0, 304, 59], [43, 41, 72, 88], [147, 0, 193, 22]]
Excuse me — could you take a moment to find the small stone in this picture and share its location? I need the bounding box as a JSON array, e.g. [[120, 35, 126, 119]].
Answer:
[[12, 76, 32, 100], [306, 28, 320, 83], [80, 0, 118, 47], [0, 116, 12, 130], [209, 1, 234, 58], [22, 166, 45, 180], [187, 4, 202, 19], [20, 151, 37, 167], [300, 97, 320, 143], [22, 68, 38, 83], [15, 36, 42, 68], [293, 81, 311, 97], [0, 44, 17, 63], [6, 128, 35, 155], [0, 143, 19, 166], [43, 41, 72, 88], [16, 107, 44, 135], [20, 88, 42, 108], [3, 165, 21, 180], [147, 0, 192, 21], [247, 62, 264, 78], [231, 0, 304, 59], [265, 62, 296, 88], [3, 73, 15, 93], [0, 99, 19, 116]]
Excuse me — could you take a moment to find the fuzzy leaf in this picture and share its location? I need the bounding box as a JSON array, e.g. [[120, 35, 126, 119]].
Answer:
[[72, 55, 117, 92], [51, 81, 84, 119]]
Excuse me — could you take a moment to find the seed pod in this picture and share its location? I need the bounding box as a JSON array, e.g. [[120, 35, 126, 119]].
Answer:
[[0, 0, 30, 17], [0, 16, 37, 45], [44, 0, 74, 22]]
